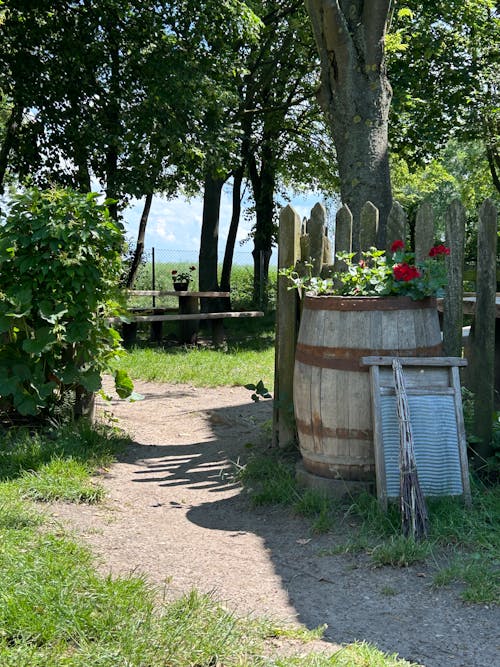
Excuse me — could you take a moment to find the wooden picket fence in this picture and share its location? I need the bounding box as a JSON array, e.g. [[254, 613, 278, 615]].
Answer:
[[273, 198, 499, 455]]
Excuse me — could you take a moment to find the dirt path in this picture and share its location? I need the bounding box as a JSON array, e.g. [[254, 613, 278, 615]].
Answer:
[[49, 379, 499, 667]]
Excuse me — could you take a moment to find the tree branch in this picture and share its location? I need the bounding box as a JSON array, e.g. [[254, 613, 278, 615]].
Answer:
[[362, 0, 392, 65]]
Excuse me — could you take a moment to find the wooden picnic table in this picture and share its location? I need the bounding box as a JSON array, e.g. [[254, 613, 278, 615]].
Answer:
[[115, 290, 263, 345]]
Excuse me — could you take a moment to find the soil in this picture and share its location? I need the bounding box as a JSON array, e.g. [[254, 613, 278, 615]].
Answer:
[[47, 379, 499, 667]]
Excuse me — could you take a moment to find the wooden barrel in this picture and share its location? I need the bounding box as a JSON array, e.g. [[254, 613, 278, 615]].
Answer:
[[294, 295, 442, 481]]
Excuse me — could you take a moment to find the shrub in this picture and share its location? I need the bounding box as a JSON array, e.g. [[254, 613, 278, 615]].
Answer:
[[0, 187, 131, 419]]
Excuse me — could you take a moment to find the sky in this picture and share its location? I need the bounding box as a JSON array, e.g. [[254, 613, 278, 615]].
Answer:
[[122, 183, 333, 266]]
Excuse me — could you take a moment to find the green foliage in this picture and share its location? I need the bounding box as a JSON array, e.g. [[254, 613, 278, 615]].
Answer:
[[0, 420, 127, 483], [245, 379, 272, 402], [237, 453, 298, 506], [281, 244, 449, 301], [16, 457, 105, 504], [0, 187, 130, 418], [370, 536, 432, 567], [0, 2, 261, 196], [279, 261, 334, 299], [389, 1, 498, 169]]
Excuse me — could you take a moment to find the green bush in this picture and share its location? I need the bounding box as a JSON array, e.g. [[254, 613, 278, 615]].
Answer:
[[0, 187, 130, 419]]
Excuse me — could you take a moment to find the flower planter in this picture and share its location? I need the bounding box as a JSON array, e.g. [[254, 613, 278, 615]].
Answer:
[[294, 295, 442, 484], [173, 282, 189, 292]]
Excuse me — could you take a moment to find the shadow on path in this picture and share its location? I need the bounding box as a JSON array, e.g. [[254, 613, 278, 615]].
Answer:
[[102, 386, 499, 667]]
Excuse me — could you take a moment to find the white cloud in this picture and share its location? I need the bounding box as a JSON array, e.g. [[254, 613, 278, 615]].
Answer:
[[121, 185, 330, 267]]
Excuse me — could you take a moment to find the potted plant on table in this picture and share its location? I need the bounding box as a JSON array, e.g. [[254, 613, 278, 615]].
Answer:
[[171, 266, 196, 291], [281, 240, 450, 487]]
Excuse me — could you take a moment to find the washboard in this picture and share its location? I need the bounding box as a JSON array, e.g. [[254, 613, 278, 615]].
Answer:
[[361, 356, 471, 510]]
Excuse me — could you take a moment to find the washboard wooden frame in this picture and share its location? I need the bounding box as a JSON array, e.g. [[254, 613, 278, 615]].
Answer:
[[361, 356, 471, 510]]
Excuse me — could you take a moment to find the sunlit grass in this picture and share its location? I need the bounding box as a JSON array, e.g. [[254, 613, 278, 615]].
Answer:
[[116, 344, 275, 390]]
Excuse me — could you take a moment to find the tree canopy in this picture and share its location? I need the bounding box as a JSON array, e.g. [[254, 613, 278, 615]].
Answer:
[[0, 1, 261, 203], [389, 0, 499, 193]]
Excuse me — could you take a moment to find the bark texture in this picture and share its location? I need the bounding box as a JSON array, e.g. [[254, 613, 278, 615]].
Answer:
[[199, 173, 224, 311], [247, 135, 275, 307], [305, 0, 393, 250]]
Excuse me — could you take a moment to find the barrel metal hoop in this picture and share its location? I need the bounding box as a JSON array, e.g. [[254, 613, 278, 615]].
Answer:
[[295, 342, 443, 371], [304, 295, 437, 312]]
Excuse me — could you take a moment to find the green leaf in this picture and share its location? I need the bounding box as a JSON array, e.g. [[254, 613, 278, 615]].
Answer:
[[14, 392, 39, 416], [12, 364, 31, 381], [22, 327, 57, 354], [0, 376, 21, 396], [126, 391, 144, 402], [37, 381, 57, 399], [38, 304, 68, 324], [79, 370, 102, 392], [114, 369, 134, 399], [0, 314, 13, 333]]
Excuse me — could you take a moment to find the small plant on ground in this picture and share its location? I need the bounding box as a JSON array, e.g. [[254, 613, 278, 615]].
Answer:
[[245, 379, 272, 402]]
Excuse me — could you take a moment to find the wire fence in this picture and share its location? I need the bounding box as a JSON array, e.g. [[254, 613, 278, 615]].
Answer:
[[131, 247, 277, 310]]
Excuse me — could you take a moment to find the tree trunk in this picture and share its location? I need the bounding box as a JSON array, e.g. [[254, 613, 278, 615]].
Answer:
[[305, 0, 393, 250], [199, 173, 224, 311], [248, 137, 276, 308], [126, 192, 153, 288], [0, 102, 23, 195], [220, 166, 244, 309]]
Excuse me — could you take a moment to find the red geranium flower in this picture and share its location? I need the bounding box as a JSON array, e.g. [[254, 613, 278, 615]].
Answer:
[[171, 270, 178, 275], [390, 239, 405, 253], [393, 263, 421, 282], [429, 244, 450, 257]]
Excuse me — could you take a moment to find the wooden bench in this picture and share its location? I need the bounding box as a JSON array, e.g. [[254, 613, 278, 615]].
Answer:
[[111, 291, 264, 345]]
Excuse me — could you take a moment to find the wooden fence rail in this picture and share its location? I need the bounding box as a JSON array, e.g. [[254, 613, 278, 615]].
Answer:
[[273, 198, 499, 451]]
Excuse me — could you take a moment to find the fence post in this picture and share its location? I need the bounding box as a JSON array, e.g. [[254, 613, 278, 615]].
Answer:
[[151, 247, 156, 307], [470, 198, 498, 457], [323, 222, 333, 266], [415, 201, 434, 261], [273, 205, 301, 448], [308, 203, 327, 275], [443, 199, 465, 356], [386, 201, 407, 250], [332, 203, 352, 274], [359, 201, 379, 251]]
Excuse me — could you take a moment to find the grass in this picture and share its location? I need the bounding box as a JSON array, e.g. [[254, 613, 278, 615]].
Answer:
[[0, 423, 420, 666], [116, 342, 275, 389], [237, 450, 500, 604]]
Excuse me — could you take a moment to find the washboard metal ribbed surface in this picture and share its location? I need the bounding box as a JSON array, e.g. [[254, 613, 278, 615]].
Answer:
[[361, 356, 472, 510]]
